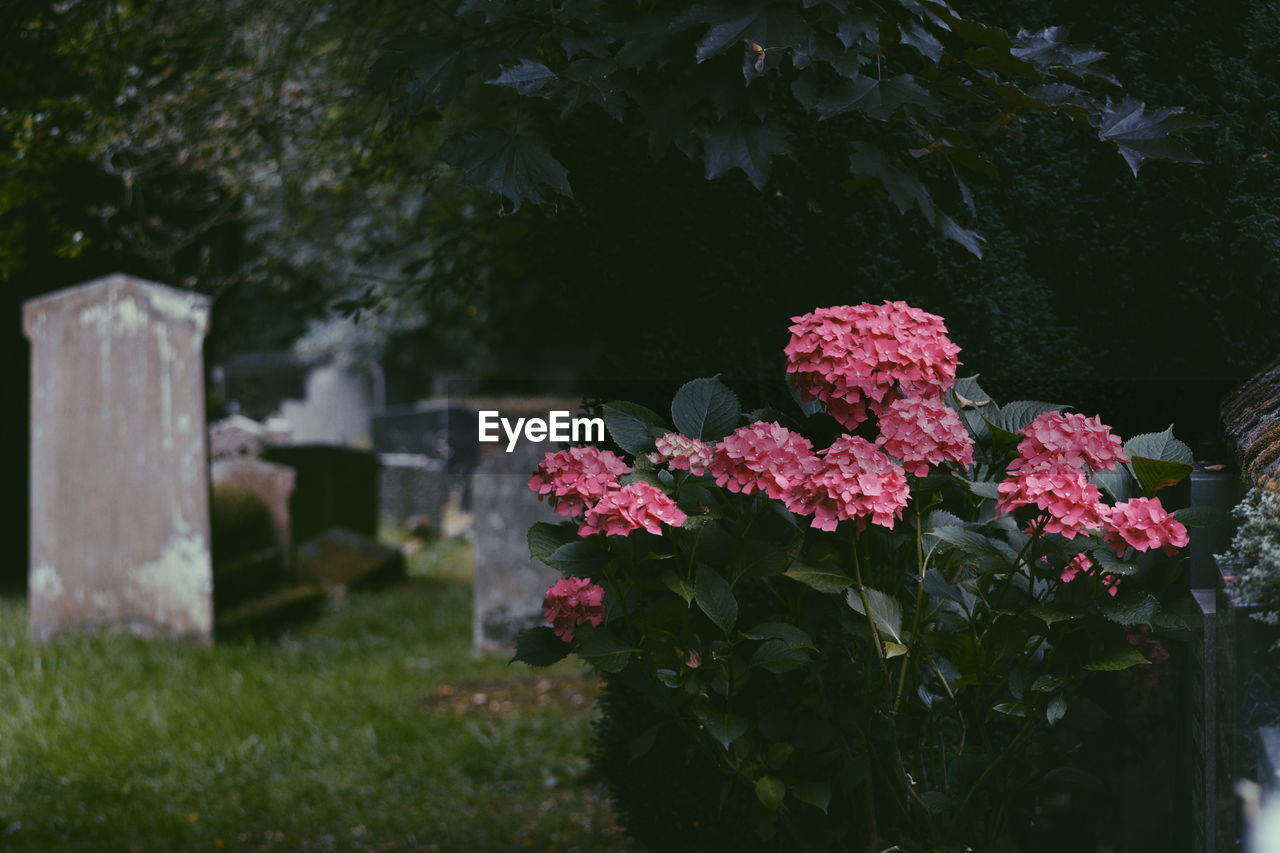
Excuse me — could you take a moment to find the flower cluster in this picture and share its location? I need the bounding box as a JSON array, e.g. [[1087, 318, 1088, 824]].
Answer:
[[787, 435, 909, 531], [710, 421, 817, 500], [543, 576, 606, 642], [579, 481, 687, 537], [876, 396, 974, 477], [1007, 412, 1127, 474], [1102, 497, 1189, 557], [529, 446, 631, 516], [996, 467, 1106, 538], [1059, 553, 1121, 596], [784, 301, 961, 429], [649, 432, 715, 476]]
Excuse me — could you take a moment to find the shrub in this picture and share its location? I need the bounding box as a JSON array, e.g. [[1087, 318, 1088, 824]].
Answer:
[[516, 301, 1200, 851]]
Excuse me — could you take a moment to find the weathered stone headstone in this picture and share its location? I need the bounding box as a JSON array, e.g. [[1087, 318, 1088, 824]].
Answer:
[[280, 363, 375, 446], [23, 274, 213, 641], [211, 457, 297, 573], [209, 414, 267, 461], [471, 440, 562, 650], [262, 445, 379, 542]]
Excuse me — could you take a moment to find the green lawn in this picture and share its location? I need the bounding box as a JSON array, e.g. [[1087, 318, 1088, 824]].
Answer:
[[0, 539, 632, 852]]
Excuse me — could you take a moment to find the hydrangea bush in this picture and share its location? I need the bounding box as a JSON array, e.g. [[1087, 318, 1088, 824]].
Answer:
[[516, 301, 1204, 851]]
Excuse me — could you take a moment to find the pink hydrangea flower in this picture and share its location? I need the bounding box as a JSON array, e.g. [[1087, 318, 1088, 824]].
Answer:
[[529, 446, 631, 516], [1007, 411, 1127, 474], [1101, 497, 1190, 557], [579, 481, 687, 537], [1058, 553, 1121, 596], [543, 576, 606, 642], [648, 433, 714, 476], [709, 421, 818, 500], [995, 467, 1106, 539], [784, 301, 962, 429], [786, 435, 909, 531], [876, 395, 975, 477], [1060, 552, 1093, 583]]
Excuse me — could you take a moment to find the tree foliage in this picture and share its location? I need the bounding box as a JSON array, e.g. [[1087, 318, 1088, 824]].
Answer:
[[370, 0, 1200, 256]]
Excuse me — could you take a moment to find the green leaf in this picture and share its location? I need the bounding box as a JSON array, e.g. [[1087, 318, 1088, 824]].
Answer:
[[791, 780, 831, 813], [743, 622, 815, 650], [949, 375, 994, 440], [1090, 548, 1140, 576], [698, 709, 748, 749], [1129, 456, 1193, 496], [848, 142, 935, 221], [1031, 674, 1065, 693], [485, 59, 557, 96], [1093, 467, 1140, 502], [545, 539, 608, 574], [602, 401, 666, 455], [697, 118, 792, 190], [1028, 604, 1079, 626], [662, 570, 696, 605], [927, 527, 1017, 570], [783, 564, 854, 594], [671, 377, 741, 442], [1174, 505, 1231, 527], [1083, 647, 1151, 672], [1046, 695, 1068, 725], [528, 522, 575, 564], [991, 400, 1064, 434], [935, 211, 986, 259], [922, 568, 968, 607], [818, 74, 939, 121], [1123, 426, 1193, 465], [750, 639, 811, 674], [993, 701, 1027, 717], [755, 775, 786, 811], [960, 478, 1001, 500], [578, 628, 632, 673], [739, 539, 792, 577], [926, 509, 966, 531], [1099, 591, 1159, 625], [438, 129, 571, 212], [683, 6, 808, 64], [846, 587, 903, 642], [511, 626, 570, 666], [1095, 99, 1206, 177], [695, 564, 738, 632]]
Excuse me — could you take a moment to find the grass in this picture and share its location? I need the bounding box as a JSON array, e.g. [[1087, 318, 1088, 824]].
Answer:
[[0, 539, 632, 852]]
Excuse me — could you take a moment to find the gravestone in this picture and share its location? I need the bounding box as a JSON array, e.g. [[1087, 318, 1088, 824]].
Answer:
[[262, 445, 378, 543], [471, 440, 562, 650], [211, 457, 297, 574], [23, 274, 213, 641], [280, 363, 375, 446], [209, 414, 267, 461]]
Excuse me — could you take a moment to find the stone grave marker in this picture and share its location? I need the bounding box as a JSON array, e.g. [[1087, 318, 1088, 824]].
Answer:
[[23, 274, 213, 641], [471, 439, 563, 650], [262, 445, 379, 543], [280, 363, 375, 446], [210, 456, 297, 574], [209, 414, 267, 461]]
